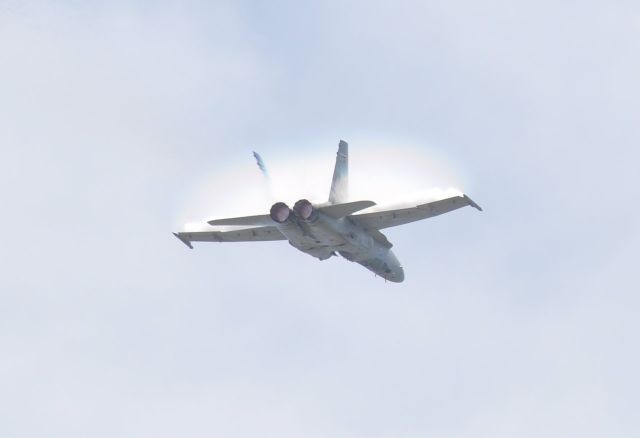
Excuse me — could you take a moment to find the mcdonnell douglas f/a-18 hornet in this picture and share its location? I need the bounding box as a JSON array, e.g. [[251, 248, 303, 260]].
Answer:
[[173, 140, 482, 282]]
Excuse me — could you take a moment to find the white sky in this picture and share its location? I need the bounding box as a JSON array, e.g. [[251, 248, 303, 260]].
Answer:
[[1, 1, 639, 437]]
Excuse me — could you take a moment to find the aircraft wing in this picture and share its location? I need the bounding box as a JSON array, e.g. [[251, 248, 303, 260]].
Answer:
[[173, 226, 286, 249], [352, 194, 482, 230]]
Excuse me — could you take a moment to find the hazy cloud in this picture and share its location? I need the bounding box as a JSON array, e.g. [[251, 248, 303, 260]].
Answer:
[[1, 1, 638, 437]]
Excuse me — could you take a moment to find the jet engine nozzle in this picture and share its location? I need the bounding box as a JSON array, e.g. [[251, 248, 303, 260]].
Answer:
[[293, 199, 318, 221], [270, 202, 292, 223]]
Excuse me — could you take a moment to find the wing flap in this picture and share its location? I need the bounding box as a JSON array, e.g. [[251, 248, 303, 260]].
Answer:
[[173, 226, 286, 247]]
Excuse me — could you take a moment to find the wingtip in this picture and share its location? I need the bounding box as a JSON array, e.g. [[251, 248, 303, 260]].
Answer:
[[173, 232, 194, 249], [463, 194, 483, 211]]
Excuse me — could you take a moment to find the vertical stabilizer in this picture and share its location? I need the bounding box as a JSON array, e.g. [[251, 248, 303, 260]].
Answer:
[[329, 140, 348, 204]]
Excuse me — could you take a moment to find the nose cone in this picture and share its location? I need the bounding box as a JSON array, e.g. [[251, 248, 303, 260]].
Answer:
[[389, 267, 405, 283], [385, 250, 404, 283]]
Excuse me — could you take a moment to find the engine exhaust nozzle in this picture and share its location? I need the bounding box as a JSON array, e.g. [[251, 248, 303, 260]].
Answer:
[[270, 202, 291, 223], [293, 199, 318, 221]]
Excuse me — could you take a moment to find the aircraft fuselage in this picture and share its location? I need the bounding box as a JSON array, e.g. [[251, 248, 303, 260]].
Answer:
[[271, 201, 404, 282]]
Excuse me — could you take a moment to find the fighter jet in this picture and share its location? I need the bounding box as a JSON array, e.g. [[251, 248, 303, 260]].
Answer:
[[173, 140, 481, 282]]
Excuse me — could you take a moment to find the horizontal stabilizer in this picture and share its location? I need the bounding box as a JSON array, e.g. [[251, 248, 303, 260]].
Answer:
[[208, 213, 273, 227], [320, 200, 375, 218]]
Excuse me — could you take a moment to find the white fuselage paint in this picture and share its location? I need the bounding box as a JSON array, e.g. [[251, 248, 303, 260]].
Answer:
[[274, 212, 404, 282]]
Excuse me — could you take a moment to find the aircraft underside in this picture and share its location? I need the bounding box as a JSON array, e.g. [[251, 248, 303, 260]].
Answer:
[[173, 140, 481, 283], [275, 200, 404, 282]]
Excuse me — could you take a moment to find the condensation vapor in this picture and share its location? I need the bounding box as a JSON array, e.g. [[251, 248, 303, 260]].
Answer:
[[176, 140, 468, 232]]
